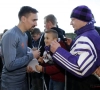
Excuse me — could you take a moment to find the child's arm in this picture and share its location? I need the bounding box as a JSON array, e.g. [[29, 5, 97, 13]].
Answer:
[[35, 64, 64, 75], [43, 64, 64, 75]]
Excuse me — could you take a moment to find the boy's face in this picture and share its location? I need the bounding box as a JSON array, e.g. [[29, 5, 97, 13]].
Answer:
[[44, 33, 57, 46], [32, 34, 40, 41]]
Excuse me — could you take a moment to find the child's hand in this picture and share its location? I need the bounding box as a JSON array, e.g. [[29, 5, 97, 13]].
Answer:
[[38, 57, 44, 63], [93, 66, 100, 76], [65, 38, 72, 45], [35, 65, 43, 72]]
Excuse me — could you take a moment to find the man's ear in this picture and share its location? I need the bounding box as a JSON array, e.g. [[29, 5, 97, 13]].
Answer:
[[21, 16, 26, 23]]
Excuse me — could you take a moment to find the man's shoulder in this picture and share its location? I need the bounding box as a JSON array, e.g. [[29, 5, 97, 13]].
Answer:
[[2, 26, 20, 41], [5, 26, 18, 35]]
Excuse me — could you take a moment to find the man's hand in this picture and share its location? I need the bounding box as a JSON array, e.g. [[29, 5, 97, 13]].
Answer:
[[35, 65, 43, 72], [32, 50, 40, 59], [26, 66, 35, 73], [93, 66, 100, 76], [38, 57, 44, 63], [50, 40, 61, 53], [32, 47, 37, 51]]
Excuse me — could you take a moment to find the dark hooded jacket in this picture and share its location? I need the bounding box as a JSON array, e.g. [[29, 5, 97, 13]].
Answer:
[[51, 26, 70, 51]]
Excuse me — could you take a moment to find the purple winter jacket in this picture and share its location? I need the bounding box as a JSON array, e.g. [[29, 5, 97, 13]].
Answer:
[[52, 23, 100, 78]]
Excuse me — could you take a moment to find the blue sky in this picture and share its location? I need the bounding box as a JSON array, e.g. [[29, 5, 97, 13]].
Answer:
[[0, 0, 100, 33]]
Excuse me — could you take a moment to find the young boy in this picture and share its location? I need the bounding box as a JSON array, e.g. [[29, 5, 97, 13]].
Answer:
[[35, 29, 66, 90], [31, 28, 45, 56]]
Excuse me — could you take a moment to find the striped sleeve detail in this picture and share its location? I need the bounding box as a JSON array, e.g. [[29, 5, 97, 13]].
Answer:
[[53, 36, 97, 77]]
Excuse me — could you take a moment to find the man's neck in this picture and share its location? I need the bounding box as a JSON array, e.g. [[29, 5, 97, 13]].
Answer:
[[17, 22, 26, 33]]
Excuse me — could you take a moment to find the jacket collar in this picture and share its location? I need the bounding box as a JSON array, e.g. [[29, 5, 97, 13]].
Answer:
[[75, 23, 95, 36]]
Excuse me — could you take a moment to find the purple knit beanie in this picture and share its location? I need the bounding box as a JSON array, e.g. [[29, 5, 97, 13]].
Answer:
[[70, 5, 93, 22]]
